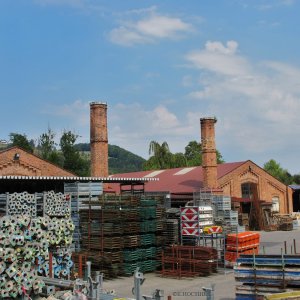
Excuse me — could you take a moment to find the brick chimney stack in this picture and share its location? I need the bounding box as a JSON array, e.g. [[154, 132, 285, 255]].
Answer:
[[90, 102, 108, 177], [200, 117, 218, 189]]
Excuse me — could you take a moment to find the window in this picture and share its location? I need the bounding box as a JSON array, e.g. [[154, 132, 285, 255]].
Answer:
[[272, 196, 279, 212]]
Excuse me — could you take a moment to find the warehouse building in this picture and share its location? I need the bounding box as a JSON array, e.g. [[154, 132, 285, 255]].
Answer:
[[109, 118, 293, 215], [0, 103, 294, 214]]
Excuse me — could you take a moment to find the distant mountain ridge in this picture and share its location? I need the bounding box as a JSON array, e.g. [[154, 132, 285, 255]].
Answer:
[[75, 143, 146, 174]]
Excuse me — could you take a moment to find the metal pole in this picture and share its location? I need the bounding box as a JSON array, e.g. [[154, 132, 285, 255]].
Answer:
[[133, 268, 144, 300], [49, 252, 53, 278], [204, 284, 215, 300], [78, 254, 83, 279], [95, 271, 103, 300], [284, 241, 287, 254], [86, 261, 92, 279]]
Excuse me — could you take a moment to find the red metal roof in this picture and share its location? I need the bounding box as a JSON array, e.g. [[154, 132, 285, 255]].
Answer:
[[109, 161, 247, 194]]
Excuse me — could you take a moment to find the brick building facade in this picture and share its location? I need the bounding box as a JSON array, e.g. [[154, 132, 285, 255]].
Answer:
[[218, 160, 293, 214], [109, 160, 293, 214], [0, 146, 75, 177]]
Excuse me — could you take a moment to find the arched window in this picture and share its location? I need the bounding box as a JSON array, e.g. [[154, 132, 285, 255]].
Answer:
[[272, 196, 280, 213]]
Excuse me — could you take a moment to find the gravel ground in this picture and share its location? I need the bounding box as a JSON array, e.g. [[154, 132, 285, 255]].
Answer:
[[102, 229, 300, 300]]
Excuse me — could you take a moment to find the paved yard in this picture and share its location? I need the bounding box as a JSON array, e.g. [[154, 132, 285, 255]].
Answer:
[[102, 229, 300, 300]]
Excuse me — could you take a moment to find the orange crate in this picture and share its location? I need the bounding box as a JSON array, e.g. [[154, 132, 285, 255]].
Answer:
[[225, 246, 259, 262], [226, 231, 260, 251]]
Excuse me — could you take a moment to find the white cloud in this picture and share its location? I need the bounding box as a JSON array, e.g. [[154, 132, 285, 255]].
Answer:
[[109, 27, 152, 46], [42, 100, 90, 127], [109, 103, 195, 158], [184, 40, 300, 172], [136, 15, 192, 38], [205, 40, 238, 55], [185, 41, 251, 76], [257, 0, 294, 10], [109, 11, 193, 46]]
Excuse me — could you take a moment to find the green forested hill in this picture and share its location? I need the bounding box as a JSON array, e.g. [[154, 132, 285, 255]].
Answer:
[[75, 143, 146, 174]]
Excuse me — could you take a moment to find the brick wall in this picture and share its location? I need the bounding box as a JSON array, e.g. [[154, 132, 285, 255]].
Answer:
[[0, 147, 74, 176], [201, 117, 218, 189], [90, 102, 108, 177], [218, 160, 292, 214]]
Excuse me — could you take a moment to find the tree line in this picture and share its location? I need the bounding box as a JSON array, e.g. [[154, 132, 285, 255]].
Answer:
[[5, 131, 300, 185], [9, 130, 90, 176]]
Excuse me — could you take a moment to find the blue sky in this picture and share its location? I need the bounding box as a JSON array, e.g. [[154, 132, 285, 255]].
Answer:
[[1, 0, 300, 173]]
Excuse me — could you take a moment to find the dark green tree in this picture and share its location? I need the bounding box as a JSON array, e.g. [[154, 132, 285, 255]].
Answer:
[[171, 152, 187, 168], [264, 159, 293, 185], [144, 140, 225, 171], [9, 133, 34, 153], [293, 174, 300, 184], [184, 141, 202, 166], [37, 128, 65, 167], [60, 130, 90, 176], [144, 141, 173, 170], [184, 140, 225, 166]]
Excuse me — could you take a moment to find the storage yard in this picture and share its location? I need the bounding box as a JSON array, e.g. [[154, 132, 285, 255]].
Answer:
[[1, 105, 300, 300], [1, 187, 300, 299], [96, 230, 300, 300]]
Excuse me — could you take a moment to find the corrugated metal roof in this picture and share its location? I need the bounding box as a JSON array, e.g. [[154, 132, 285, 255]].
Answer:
[[290, 185, 300, 190], [144, 170, 165, 177], [0, 175, 158, 183], [109, 161, 247, 194], [174, 167, 197, 175]]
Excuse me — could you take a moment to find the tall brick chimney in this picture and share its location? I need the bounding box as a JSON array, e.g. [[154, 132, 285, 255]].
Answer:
[[200, 117, 218, 189], [90, 102, 108, 177]]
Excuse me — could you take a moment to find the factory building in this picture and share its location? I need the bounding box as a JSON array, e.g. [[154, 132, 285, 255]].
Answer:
[[110, 117, 293, 214], [0, 104, 294, 214]]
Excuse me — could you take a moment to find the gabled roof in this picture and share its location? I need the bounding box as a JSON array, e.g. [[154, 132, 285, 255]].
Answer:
[[0, 146, 76, 177], [109, 161, 246, 194]]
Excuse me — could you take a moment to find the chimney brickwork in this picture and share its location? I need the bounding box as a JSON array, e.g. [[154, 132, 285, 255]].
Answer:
[[90, 102, 108, 177], [200, 117, 218, 189]]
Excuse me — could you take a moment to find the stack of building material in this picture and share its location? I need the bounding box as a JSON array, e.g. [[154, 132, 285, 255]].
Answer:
[[0, 192, 74, 299], [164, 219, 179, 245], [225, 232, 260, 263], [235, 254, 300, 299], [212, 195, 231, 213], [180, 206, 213, 243], [274, 214, 293, 231], [238, 213, 249, 230], [211, 195, 244, 233], [78, 195, 165, 278], [292, 212, 300, 230], [64, 182, 103, 252], [161, 245, 218, 278], [163, 208, 180, 246]]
